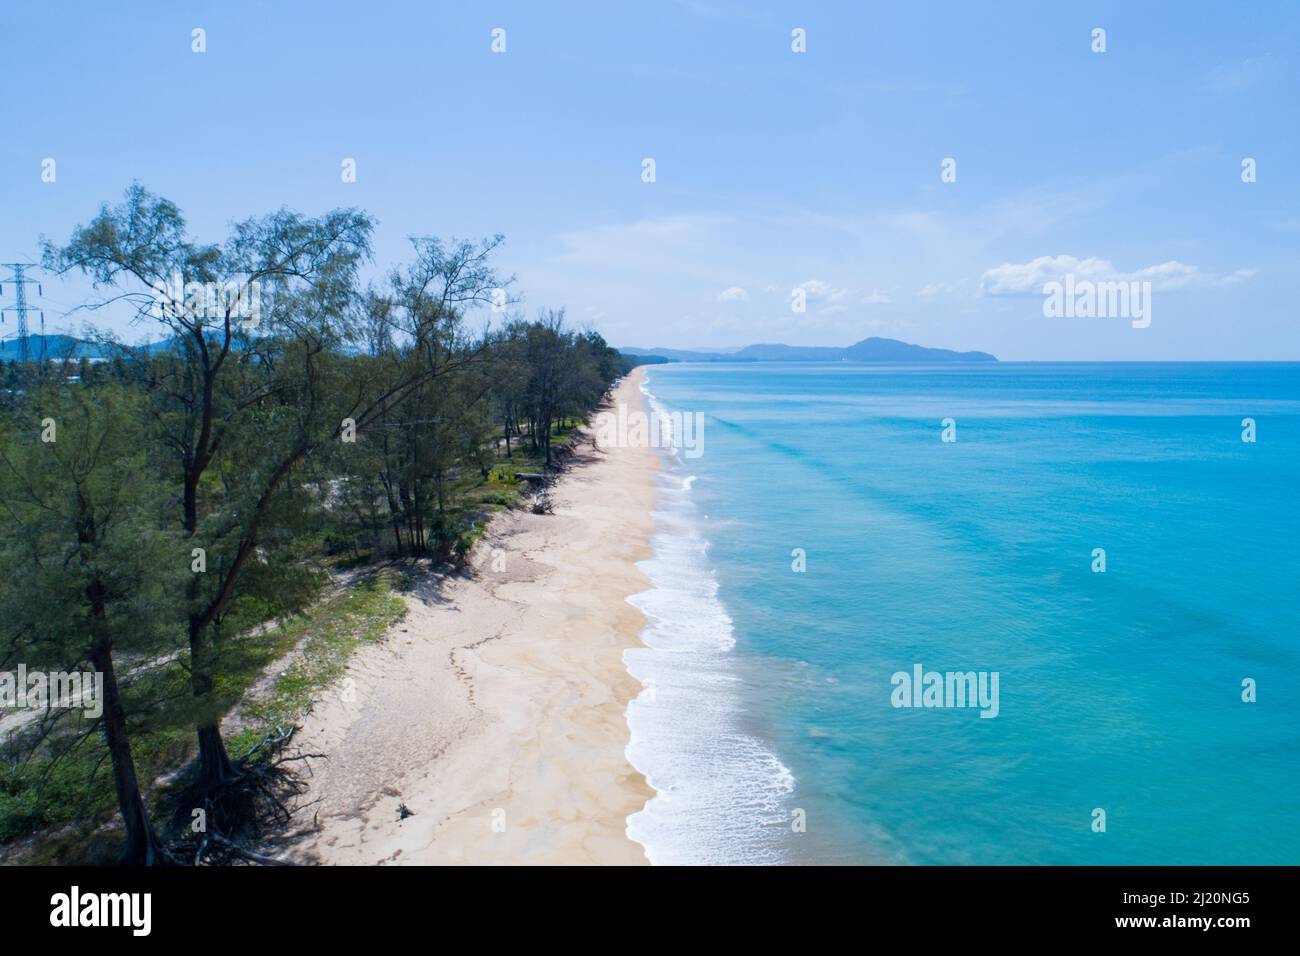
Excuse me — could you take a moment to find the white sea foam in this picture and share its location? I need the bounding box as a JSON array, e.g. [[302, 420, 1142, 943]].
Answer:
[[624, 378, 795, 865]]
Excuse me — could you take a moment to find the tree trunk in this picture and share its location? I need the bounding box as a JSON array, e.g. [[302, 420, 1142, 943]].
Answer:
[[196, 723, 238, 789], [90, 640, 168, 865], [190, 619, 238, 791]]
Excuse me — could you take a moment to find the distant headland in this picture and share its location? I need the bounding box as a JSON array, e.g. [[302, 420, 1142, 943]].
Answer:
[[619, 336, 997, 365]]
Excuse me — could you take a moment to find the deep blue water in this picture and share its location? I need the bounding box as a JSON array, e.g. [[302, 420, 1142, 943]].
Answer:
[[629, 362, 1300, 864]]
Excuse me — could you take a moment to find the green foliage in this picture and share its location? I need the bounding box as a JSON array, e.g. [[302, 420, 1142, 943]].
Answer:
[[0, 384, 185, 670], [0, 184, 627, 859]]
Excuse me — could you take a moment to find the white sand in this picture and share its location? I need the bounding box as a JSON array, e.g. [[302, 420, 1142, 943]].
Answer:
[[286, 369, 656, 865]]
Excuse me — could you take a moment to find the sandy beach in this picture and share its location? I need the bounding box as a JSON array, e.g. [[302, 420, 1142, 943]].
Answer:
[[285, 369, 656, 865]]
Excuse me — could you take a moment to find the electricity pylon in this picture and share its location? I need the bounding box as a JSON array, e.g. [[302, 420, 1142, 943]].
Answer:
[[0, 263, 45, 362]]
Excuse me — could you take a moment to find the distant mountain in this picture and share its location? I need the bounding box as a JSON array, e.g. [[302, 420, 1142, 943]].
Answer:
[[620, 336, 997, 364], [619, 346, 734, 362], [0, 334, 103, 361], [619, 352, 671, 366], [0, 333, 231, 362], [9, 333, 995, 367]]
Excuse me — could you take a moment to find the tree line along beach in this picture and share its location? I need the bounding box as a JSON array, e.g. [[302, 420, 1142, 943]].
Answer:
[[0, 185, 661, 865]]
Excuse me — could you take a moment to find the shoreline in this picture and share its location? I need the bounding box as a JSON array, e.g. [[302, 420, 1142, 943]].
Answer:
[[623, 373, 799, 865], [287, 369, 657, 865]]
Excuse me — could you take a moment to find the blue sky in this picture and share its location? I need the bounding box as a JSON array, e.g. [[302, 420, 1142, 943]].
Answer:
[[1, 0, 1296, 360]]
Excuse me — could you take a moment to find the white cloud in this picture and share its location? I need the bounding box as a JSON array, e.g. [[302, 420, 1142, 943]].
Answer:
[[553, 215, 733, 281], [862, 288, 892, 305], [980, 255, 1256, 296], [1205, 55, 1272, 95], [717, 286, 749, 302], [795, 278, 830, 297], [794, 279, 850, 303]]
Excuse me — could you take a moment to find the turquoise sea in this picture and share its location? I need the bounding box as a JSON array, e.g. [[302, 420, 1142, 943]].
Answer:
[[626, 363, 1300, 865]]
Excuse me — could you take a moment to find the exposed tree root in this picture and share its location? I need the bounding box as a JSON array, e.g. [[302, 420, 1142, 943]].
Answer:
[[168, 725, 323, 866]]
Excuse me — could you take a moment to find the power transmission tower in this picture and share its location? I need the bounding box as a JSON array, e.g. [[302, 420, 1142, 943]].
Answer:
[[1, 263, 46, 363]]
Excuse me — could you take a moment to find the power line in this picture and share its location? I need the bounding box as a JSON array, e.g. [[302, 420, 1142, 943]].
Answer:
[[0, 263, 46, 363]]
